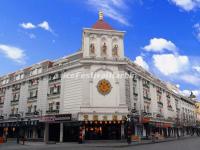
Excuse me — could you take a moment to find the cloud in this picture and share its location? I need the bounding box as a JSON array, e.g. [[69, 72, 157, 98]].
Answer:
[[153, 54, 189, 75], [194, 23, 200, 41], [29, 33, 36, 39], [134, 56, 149, 70], [86, 0, 130, 26], [179, 74, 200, 86], [181, 89, 200, 97], [20, 22, 36, 29], [193, 65, 200, 72], [20, 21, 55, 34], [170, 0, 200, 11], [143, 38, 177, 53], [0, 44, 26, 64], [38, 21, 52, 32]]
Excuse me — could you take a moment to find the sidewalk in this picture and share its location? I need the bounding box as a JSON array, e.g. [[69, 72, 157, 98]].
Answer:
[[1, 135, 199, 148]]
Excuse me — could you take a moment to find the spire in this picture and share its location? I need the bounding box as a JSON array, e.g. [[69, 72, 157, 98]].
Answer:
[[99, 10, 103, 20], [92, 11, 113, 30]]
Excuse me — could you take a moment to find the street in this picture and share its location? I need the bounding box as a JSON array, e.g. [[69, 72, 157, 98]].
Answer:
[[0, 137, 200, 150]]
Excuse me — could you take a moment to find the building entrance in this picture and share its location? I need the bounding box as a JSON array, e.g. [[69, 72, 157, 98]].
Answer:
[[85, 123, 121, 140], [49, 123, 60, 142]]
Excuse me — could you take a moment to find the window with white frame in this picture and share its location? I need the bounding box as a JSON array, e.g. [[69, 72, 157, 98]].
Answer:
[[29, 89, 38, 98], [56, 102, 60, 110], [49, 103, 53, 111]]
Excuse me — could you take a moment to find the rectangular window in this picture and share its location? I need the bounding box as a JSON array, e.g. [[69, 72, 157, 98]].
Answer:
[[34, 105, 37, 112], [56, 102, 60, 110], [49, 103, 53, 111]]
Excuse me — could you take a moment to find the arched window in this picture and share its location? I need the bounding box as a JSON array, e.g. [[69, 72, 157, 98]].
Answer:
[[89, 43, 95, 56]]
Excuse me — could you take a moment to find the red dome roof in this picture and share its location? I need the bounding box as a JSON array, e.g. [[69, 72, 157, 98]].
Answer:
[[92, 20, 113, 30]]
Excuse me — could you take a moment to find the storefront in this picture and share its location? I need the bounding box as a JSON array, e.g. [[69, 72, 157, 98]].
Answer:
[[84, 121, 122, 140]]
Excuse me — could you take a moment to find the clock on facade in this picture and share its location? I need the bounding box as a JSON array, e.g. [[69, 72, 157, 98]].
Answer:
[[97, 79, 112, 95]]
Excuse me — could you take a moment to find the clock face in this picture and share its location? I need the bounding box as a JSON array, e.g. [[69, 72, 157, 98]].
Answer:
[[97, 79, 112, 95]]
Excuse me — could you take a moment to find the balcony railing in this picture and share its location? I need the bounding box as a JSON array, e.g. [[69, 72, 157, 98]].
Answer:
[[143, 83, 150, 88], [10, 100, 19, 105], [133, 93, 138, 96], [27, 96, 37, 102], [168, 105, 173, 111], [25, 111, 39, 116], [157, 101, 163, 107], [47, 93, 60, 99], [9, 114, 20, 118], [144, 96, 151, 101], [46, 109, 59, 114], [49, 78, 61, 83]]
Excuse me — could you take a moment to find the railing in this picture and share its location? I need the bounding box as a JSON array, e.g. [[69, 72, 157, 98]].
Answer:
[[133, 93, 138, 96], [157, 101, 163, 106], [9, 114, 20, 118], [47, 93, 60, 99], [10, 100, 19, 105], [27, 96, 37, 101], [143, 83, 150, 88], [144, 96, 151, 101], [49, 78, 61, 83], [46, 109, 59, 114], [25, 111, 39, 116]]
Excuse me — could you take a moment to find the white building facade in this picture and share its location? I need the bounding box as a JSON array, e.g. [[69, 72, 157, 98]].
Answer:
[[0, 12, 197, 142]]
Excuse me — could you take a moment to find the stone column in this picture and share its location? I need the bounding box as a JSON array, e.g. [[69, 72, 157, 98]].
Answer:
[[59, 123, 63, 143], [44, 123, 49, 143]]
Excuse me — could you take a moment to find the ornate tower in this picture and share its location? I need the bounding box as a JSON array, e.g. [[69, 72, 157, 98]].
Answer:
[[82, 11, 125, 59]]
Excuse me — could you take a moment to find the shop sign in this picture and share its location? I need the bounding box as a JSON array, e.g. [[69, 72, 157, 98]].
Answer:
[[55, 114, 71, 121], [40, 116, 55, 122], [93, 115, 98, 121], [40, 114, 71, 122], [163, 123, 172, 128], [112, 115, 118, 121], [83, 115, 89, 121], [103, 116, 107, 121]]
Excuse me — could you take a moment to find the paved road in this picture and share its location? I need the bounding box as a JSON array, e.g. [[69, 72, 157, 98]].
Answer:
[[0, 137, 200, 150]]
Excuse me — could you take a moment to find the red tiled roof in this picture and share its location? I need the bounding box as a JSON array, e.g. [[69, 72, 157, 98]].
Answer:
[[92, 20, 113, 30]]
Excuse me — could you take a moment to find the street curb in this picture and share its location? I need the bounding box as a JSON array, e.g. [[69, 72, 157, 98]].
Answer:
[[95, 136, 199, 148]]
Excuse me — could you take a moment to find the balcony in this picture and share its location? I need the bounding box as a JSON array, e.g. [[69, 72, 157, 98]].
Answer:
[[168, 105, 173, 111], [47, 93, 60, 99], [27, 96, 37, 102], [157, 90, 162, 94], [0, 101, 4, 105], [143, 83, 150, 88], [9, 113, 20, 118], [46, 109, 59, 114], [144, 96, 151, 101], [133, 93, 138, 96], [166, 94, 171, 98], [12, 86, 20, 91], [157, 101, 163, 107], [25, 111, 39, 116], [10, 100, 19, 105], [143, 112, 152, 117], [49, 78, 61, 83], [156, 113, 164, 118]]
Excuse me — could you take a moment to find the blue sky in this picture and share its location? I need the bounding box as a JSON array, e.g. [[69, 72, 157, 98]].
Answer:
[[1, 0, 200, 98]]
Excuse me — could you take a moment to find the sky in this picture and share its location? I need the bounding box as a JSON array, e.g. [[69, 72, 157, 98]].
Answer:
[[0, 0, 200, 98]]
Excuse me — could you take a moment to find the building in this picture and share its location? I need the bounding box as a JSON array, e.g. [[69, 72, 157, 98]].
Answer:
[[0, 11, 197, 142], [196, 102, 200, 126]]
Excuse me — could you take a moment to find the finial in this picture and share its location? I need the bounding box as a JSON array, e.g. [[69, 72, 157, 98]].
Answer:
[[99, 10, 103, 20]]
